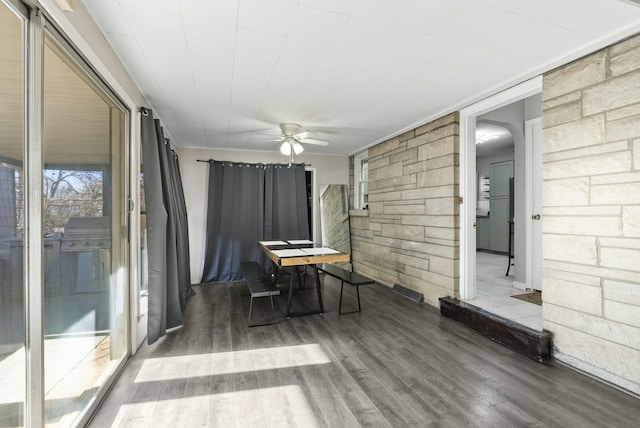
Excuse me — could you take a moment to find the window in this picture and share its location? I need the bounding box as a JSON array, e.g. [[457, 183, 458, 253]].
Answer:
[[354, 151, 368, 209]]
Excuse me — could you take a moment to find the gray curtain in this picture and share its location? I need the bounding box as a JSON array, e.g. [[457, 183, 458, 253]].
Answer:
[[264, 164, 310, 240], [168, 149, 193, 302], [201, 161, 309, 283], [140, 108, 192, 344]]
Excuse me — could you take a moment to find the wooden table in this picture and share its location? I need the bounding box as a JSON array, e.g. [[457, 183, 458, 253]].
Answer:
[[258, 240, 350, 317]]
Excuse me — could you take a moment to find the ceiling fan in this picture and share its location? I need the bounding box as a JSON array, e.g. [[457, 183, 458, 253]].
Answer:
[[264, 123, 330, 163]]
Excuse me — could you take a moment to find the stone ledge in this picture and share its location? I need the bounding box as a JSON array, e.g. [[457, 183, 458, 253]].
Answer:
[[349, 209, 369, 217], [439, 297, 553, 362]]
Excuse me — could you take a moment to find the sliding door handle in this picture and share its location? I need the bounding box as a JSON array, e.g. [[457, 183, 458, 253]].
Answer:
[[531, 214, 541, 220]]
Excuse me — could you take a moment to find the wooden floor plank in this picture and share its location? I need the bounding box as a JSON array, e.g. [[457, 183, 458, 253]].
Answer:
[[89, 277, 640, 428]]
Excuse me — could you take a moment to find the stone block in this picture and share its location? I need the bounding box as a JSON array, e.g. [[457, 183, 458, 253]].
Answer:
[[402, 185, 456, 200], [543, 206, 620, 216], [543, 51, 606, 101], [400, 266, 452, 289], [415, 113, 457, 136], [543, 215, 621, 237], [417, 136, 457, 161], [610, 45, 640, 77], [543, 141, 628, 163], [367, 201, 384, 215], [404, 155, 458, 175], [428, 255, 456, 276], [349, 216, 369, 230], [424, 236, 456, 247], [417, 166, 457, 187], [544, 303, 640, 350], [543, 276, 602, 315], [424, 226, 456, 241], [591, 182, 640, 205], [607, 115, 640, 142], [604, 279, 640, 305], [369, 161, 403, 181], [390, 251, 428, 270], [543, 115, 604, 154], [380, 224, 423, 241], [383, 203, 425, 215], [605, 300, 640, 327], [543, 178, 589, 206], [543, 234, 597, 265], [401, 215, 457, 228], [542, 91, 581, 110], [548, 322, 640, 385], [600, 247, 640, 271], [424, 197, 456, 215], [357, 241, 391, 259], [369, 137, 401, 158], [544, 259, 639, 284], [390, 147, 418, 165], [367, 190, 402, 202], [543, 101, 581, 128], [544, 152, 631, 180], [610, 34, 640, 57], [543, 267, 601, 287], [402, 240, 457, 259], [368, 222, 382, 232], [590, 171, 640, 185], [599, 237, 640, 249], [368, 156, 390, 170], [398, 129, 415, 142], [623, 206, 640, 237], [635, 139, 640, 169], [583, 71, 640, 115], [368, 175, 413, 192], [606, 102, 640, 122], [352, 228, 374, 240]]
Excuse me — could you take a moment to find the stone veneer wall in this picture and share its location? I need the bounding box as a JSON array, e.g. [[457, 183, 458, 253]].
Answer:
[[541, 34, 640, 393], [350, 113, 459, 306]]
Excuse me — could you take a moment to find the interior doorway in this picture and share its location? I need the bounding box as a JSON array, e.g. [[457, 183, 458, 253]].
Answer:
[[459, 77, 543, 329]]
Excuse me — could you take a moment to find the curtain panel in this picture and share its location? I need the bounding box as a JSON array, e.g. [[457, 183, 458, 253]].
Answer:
[[140, 108, 193, 344], [201, 161, 309, 283]]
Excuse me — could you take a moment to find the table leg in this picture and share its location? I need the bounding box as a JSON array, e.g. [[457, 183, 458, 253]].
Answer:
[[313, 264, 324, 313], [286, 264, 324, 317], [286, 268, 295, 317]]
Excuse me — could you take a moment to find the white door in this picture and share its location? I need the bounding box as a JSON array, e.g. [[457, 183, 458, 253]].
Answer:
[[525, 118, 543, 291]]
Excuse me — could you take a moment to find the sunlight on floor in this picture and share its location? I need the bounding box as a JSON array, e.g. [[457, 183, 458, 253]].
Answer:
[[111, 385, 320, 428], [135, 343, 332, 383]]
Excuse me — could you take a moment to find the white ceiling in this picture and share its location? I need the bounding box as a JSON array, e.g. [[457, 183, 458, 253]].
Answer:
[[82, 0, 640, 156]]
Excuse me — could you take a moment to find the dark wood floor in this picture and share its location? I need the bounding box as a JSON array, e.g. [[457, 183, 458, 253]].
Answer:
[[89, 271, 640, 427]]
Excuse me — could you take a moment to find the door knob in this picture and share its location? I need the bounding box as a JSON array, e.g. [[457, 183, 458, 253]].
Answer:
[[532, 214, 541, 220]]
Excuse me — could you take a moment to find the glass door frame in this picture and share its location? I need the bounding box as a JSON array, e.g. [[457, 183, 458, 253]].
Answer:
[[10, 1, 136, 425]]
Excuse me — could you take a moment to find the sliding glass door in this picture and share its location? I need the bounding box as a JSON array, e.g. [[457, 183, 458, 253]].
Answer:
[[0, 1, 131, 426], [0, 1, 26, 426], [42, 32, 128, 426]]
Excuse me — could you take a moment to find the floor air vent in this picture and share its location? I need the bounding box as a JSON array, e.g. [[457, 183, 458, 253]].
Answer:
[[392, 284, 424, 303]]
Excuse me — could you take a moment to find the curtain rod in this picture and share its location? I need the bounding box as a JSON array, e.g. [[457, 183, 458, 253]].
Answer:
[[196, 159, 311, 166]]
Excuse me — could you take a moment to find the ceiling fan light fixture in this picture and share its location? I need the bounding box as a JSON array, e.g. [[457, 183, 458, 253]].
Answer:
[[280, 142, 291, 155], [292, 141, 304, 154]]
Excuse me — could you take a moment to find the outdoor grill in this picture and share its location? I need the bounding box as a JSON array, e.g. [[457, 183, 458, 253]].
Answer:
[[61, 216, 111, 293]]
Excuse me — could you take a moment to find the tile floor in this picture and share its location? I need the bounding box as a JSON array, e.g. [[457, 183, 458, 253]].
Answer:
[[464, 251, 543, 331]]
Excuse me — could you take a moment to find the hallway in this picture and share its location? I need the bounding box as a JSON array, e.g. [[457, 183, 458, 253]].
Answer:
[[89, 274, 639, 427]]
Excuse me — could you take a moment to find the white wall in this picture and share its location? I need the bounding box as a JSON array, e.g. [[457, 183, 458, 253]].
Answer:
[[178, 148, 349, 284]]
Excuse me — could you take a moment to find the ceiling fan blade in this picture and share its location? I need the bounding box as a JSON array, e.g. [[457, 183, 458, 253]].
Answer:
[[298, 137, 330, 146], [293, 130, 317, 140], [256, 132, 284, 139]]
